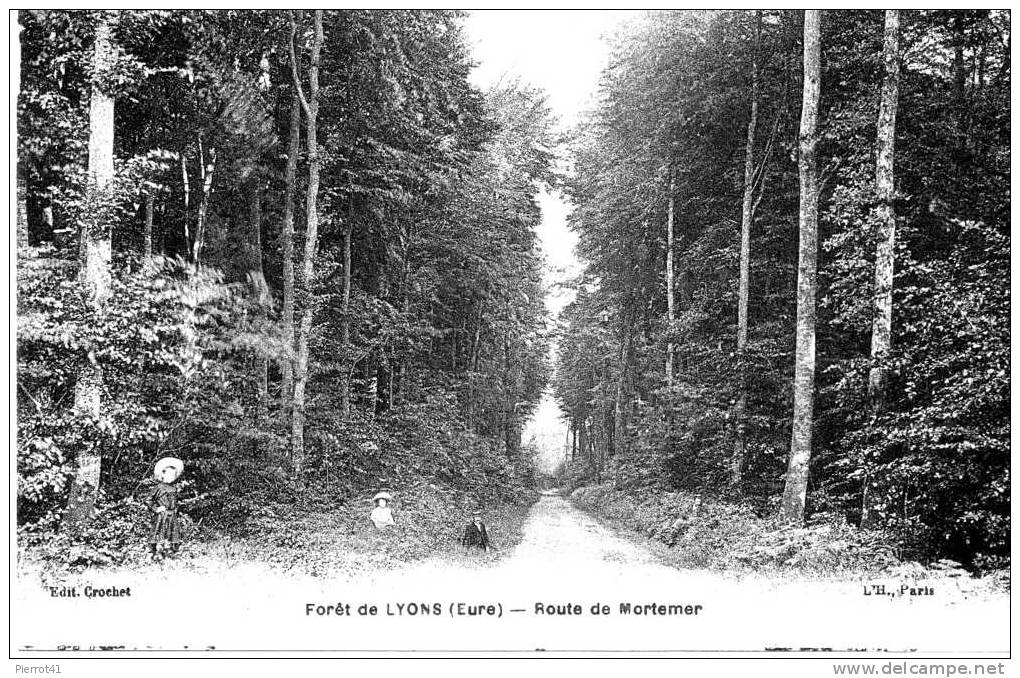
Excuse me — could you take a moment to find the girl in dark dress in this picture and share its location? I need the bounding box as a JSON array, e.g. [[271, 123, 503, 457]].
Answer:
[[148, 457, 184, 559]]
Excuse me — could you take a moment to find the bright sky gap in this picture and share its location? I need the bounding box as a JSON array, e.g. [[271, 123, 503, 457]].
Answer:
[[464, 10, 642, 472]]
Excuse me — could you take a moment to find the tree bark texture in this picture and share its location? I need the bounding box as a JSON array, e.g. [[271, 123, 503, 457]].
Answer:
[[180, 151, 190, 245], [612, 310, 634, 474], [867, 10, 900, 413], [67, 13, 116, 534], [339, 221, 353, 419], [863, 9, 900, 529], [780, 9, 821, 526], [191, 139, 216, 263], [289, 10, 323, 476], [247, 180, 270, 418], [279, 87, 300, 407], [143, 190, 154, 262], [733, 9, 762, 487], [665, 169, 676, 388], [953, 12, 968, 148]]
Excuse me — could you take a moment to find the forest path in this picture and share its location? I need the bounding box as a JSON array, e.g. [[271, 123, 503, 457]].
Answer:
[[494, 491, 677, 569], [14, 495, 1009, 653], [361, 494, 1009, 652], [374, 492, 697, 590]]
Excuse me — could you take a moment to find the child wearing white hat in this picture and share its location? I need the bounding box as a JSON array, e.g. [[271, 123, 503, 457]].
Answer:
[[370, 491, 395, 530], [148, 457, 185, 559]]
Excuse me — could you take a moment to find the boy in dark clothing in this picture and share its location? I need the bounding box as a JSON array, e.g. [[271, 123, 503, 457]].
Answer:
[[461, 511, 490, 553]]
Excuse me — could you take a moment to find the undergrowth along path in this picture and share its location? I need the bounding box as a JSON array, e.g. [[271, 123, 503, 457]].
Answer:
[[14, 495, 1009, 653]]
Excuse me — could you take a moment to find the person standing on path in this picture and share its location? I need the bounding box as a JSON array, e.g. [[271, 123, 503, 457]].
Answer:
[[461, 511, 490, 554]]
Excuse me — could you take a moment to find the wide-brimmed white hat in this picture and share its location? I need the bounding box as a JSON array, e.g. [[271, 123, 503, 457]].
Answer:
[[373, 491, 393, 503], [154, 457, 184, 482]]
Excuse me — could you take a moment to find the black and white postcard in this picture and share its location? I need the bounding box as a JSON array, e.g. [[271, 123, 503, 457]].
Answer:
[[10, 7, 1012, 670]]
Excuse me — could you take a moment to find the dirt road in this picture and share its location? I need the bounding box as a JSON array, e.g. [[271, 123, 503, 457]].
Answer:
[[14, 494, 1010, 653]]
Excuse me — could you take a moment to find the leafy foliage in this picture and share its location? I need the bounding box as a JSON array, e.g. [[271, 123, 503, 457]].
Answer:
[[555, 10, 1009, 567], [574, 482, 917, 575], [17, 10, 554, 566]]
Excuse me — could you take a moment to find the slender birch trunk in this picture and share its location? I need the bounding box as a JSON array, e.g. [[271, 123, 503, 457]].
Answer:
[[191, 137, 216, 264], [290, 10, 323, 476], [863, 10, 900, 529], [780, 9, 821, 525], [180, 151, 190, 246], [66, 13, 115, 534], [733, 10, 762, 487]]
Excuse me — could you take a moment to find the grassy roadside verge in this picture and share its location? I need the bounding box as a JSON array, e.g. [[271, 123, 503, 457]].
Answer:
[[569, 483, 1010, 592], [18, 484, 539, 582], [189, 487, 536, 578]]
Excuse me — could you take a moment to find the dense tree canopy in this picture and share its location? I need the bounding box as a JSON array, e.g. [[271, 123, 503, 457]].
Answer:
[[17, 10, 554, 547], [15, 9, 1009, 573], [554, 10, 1009, 568]]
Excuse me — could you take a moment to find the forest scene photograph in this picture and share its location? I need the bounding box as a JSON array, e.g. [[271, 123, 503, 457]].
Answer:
[[11, 8, 1011, 656]]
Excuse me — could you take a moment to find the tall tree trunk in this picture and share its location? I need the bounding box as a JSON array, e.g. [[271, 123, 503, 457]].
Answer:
[[780, 9, 821, 526], [578, 419, 588, 466], [612, 309, 634, 478], [339, 220, 353, 419], [951, 10, 971, 190], [290, 10, 323, 477], [43, 191, 55, 240], [247, 180, 270, 419], [863, 9, 901, 529], [471, 306, 483, 372], [279, 87, 300, 407], [733, 10, 762, 488], [66, 13, 116, 535], [502, 323, 515, 456], [665, 167, 676, 388], [998, 28, 1010, 86], [867, 9, 900, 412], [143, 190, 154, 262], [976, 41, 986, 90], [378, 349, 393, 413], [388, 348, 396, 410], [602, 407, 613, 477], [466, 305, 484, 430], [191, 137, 216, 263], [393, 221, 413, 407], [364, 357, 379, 418], [953, 12, 968, 145], [180, 151, 190, 248]]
